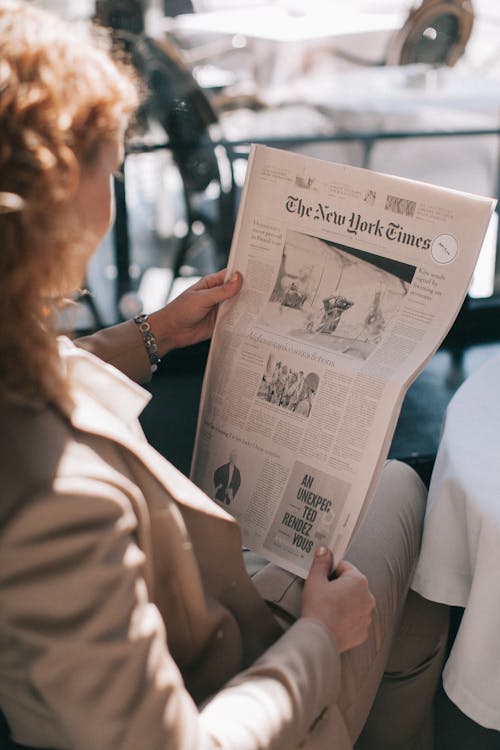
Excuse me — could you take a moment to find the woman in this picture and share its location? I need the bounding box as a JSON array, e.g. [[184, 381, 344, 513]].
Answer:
[[0, 3, 448, 749]]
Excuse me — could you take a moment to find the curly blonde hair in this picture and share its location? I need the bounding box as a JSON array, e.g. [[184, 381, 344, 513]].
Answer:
[[0, 1, 139, 406]]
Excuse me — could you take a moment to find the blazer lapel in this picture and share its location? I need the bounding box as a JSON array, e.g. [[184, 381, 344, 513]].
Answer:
[[62, 341, 234, 524]]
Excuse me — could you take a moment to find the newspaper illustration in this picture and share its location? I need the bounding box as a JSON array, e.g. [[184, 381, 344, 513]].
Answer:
[[190, 144, 496, 578]]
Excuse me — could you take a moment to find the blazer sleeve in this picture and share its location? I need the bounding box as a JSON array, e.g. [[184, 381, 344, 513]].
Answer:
[[0, 480, 340, 750], [75, 319, 153, 384]]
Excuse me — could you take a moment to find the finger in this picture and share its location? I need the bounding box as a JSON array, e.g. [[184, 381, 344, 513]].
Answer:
[[198, 271, 243, 306], [332, 559, 347, 577], [183, 270, 223, 294], [204, 269, 228, 289], [222, 271, 243, 295], [333, 560, 363, 582], [308, 546, 334, 580], [193, 269, 228, 291], [334, 559, 360, 578]]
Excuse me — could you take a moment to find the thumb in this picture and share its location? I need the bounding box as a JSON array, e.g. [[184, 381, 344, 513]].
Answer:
[[308, 546, 334, 580], [221, 271, 243, 298], [200, 271, 243, 306]]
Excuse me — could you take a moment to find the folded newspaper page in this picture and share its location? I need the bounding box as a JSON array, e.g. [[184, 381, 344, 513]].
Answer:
[[190, 144, 496, 578]]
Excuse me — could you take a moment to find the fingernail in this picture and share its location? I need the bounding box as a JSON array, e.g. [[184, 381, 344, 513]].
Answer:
[[315, 546, 328, 557], [230, 271, 240, 283]]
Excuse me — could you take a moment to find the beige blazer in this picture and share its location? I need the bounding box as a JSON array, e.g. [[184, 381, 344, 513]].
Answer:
[[0, 323, 350, 750]]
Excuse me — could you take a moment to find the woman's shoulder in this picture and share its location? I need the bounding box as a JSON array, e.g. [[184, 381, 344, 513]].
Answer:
[[0, 401, 136, 528], [0, 401, 72, 468], [0, 403, 72, 523]]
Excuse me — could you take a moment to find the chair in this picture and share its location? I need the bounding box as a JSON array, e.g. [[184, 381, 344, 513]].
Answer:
[[129, 33, 237, 275], [308, 0, 475, 69], [96, 26, 238, 304], [385, 0, 475, 67]]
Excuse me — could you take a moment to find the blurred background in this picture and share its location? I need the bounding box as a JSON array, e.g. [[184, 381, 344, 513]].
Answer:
[[36, 0, 500, 340]]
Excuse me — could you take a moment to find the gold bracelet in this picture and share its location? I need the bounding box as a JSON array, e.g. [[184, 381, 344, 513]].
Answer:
[[133, 313, 161, 373]]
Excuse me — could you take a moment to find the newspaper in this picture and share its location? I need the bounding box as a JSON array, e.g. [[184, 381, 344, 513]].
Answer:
[[190, 144, 496, 578]]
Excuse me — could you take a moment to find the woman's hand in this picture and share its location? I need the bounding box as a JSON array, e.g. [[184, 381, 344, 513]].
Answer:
[[148, 269, 243, 356], [301, 547, 375, 653]]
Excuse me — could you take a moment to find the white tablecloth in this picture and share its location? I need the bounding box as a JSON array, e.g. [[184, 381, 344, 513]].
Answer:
[[412, 354, 500, 730]]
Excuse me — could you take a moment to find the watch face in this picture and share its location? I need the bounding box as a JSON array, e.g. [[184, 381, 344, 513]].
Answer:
[[431, 233, 459, 264]]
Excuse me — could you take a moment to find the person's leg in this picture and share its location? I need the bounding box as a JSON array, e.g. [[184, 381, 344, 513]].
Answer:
[[355, 590, 449, 750], [338, 460, 449, 749], [248, 460, 449, 749]]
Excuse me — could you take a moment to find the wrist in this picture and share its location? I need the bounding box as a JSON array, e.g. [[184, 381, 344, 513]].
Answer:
[[133, 313, 162, 373], [146, 309, 179, 356]]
